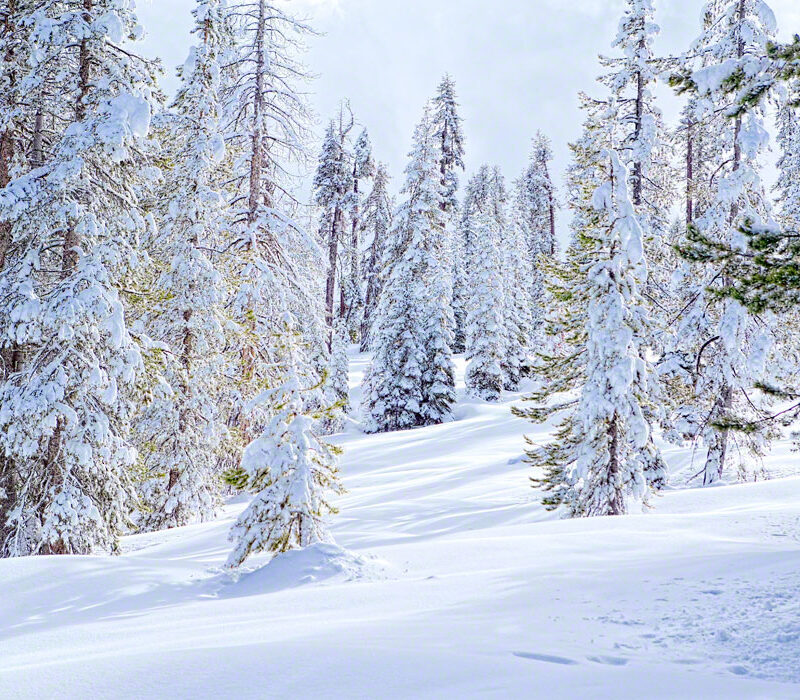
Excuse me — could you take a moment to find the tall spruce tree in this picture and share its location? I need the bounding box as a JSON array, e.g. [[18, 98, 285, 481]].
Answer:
[[517, 133, 666, 515], [226, 315, 343, 567], [362, 106, 454, 432], [0, 0, 157, 555], [431, 75, 466, 351], [137, 0, 230, 532], [669, 0, 778, 484], [359, 163, 393, 351], [511, 132, 558, 333], [222, 0, 339, 561], [0, 0, 41, 555], [313, 108, 353, 336], [342, 127, 374, 338]]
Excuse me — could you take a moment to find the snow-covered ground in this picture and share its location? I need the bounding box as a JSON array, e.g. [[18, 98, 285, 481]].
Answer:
[[2, 350, 799, 698]]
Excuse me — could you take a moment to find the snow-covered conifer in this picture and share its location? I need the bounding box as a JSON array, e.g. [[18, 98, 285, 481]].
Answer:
[[431, 75, 465, 352], [342, 127, 374, 337], [359, 163, 393, 351], [669, 0, 778, 484], [511, 132, 558, 332], [137, 0, 230, 531], [226, 315, 343, 567], [431, 74, 465, 218], [362, 106, 454, 432], [0, 0, 156, 555], [313, 109, 353, 331], [464, 205, 505, 401], [520, 143, 666, 516]]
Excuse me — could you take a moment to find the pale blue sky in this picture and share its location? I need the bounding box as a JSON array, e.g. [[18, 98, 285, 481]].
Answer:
[[138, 0, 800, 242]]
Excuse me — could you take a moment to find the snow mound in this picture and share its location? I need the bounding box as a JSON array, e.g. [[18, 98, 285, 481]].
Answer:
[[219, 544, 393, 597]]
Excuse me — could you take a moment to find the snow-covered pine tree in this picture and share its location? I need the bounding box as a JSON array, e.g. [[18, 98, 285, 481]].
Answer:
[[431, 74, 465, 218], [431, 75, 465, 350], [362, 105, 454, 432], [514, 103, 605, 509], [489, 166, 530, 389], [511, 132, 558, 333], [464, 203, 505, 401], [221, 1, 341, 565], [0, 0, 41, 554], [342, 127, 374, 338], [0, 0, 157, 556], [222, 0, 317, 439], [328, 316, 350, 418], [313, 108, 353, 334], [775, 95, 800, 231], [226, 314, 343, 567], [519, 136, 666, 516], [669, 0, 778, 484], [359, 163, 393, 351], [601, 0, 676, 468], [136, 0, 230, 532]]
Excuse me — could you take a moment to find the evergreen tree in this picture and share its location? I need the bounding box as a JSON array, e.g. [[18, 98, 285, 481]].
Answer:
[[0, 0, 42, 555], [342, 127, 374, 338], [362, 106, 454, 432], [226, 315, 343, 567], [313, 108, 353, 334], [464, 205, 505, 401], [328, 316, 350, 419], [511, 132, 558, 333], [431, 74, 465, 218], [137, 0, 229, 531], [669, 0, 777, 484], [517, 141, 666, 516], [0, 0, 157, 555], [359, 163, 393, 351], [431, 75, 466, 351]]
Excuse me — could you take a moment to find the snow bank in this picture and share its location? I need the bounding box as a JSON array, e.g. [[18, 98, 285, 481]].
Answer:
[[217, 543, 393, 597]]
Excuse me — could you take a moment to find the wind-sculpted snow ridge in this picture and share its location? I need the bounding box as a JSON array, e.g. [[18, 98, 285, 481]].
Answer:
[[0, 350, 799, 698]]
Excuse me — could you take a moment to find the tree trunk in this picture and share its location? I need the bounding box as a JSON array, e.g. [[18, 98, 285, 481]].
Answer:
[[706, 0, 746, 482], [325, 206, 342, 336], [0, 0, 18, 272], [632, 38, 645, 208], [685, 115, 694, 226], [607, 415, 624, 515], [346, 169, 360, 331]]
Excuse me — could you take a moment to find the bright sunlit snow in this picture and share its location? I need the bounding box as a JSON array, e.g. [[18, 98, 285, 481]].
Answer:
[[2, 350, 798, 699]]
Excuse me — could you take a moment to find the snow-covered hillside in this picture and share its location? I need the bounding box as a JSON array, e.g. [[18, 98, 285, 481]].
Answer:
[[1, 351, 799, 699]]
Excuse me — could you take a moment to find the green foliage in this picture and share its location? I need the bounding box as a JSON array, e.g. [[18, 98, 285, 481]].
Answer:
[[677, 219, 800, 314]]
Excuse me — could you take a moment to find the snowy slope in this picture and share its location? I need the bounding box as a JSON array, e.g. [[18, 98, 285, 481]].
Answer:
[[1, 350, 799, 699]]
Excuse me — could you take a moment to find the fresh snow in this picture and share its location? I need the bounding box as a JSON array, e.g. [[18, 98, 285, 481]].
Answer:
[[1, 349, 799, 698]]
